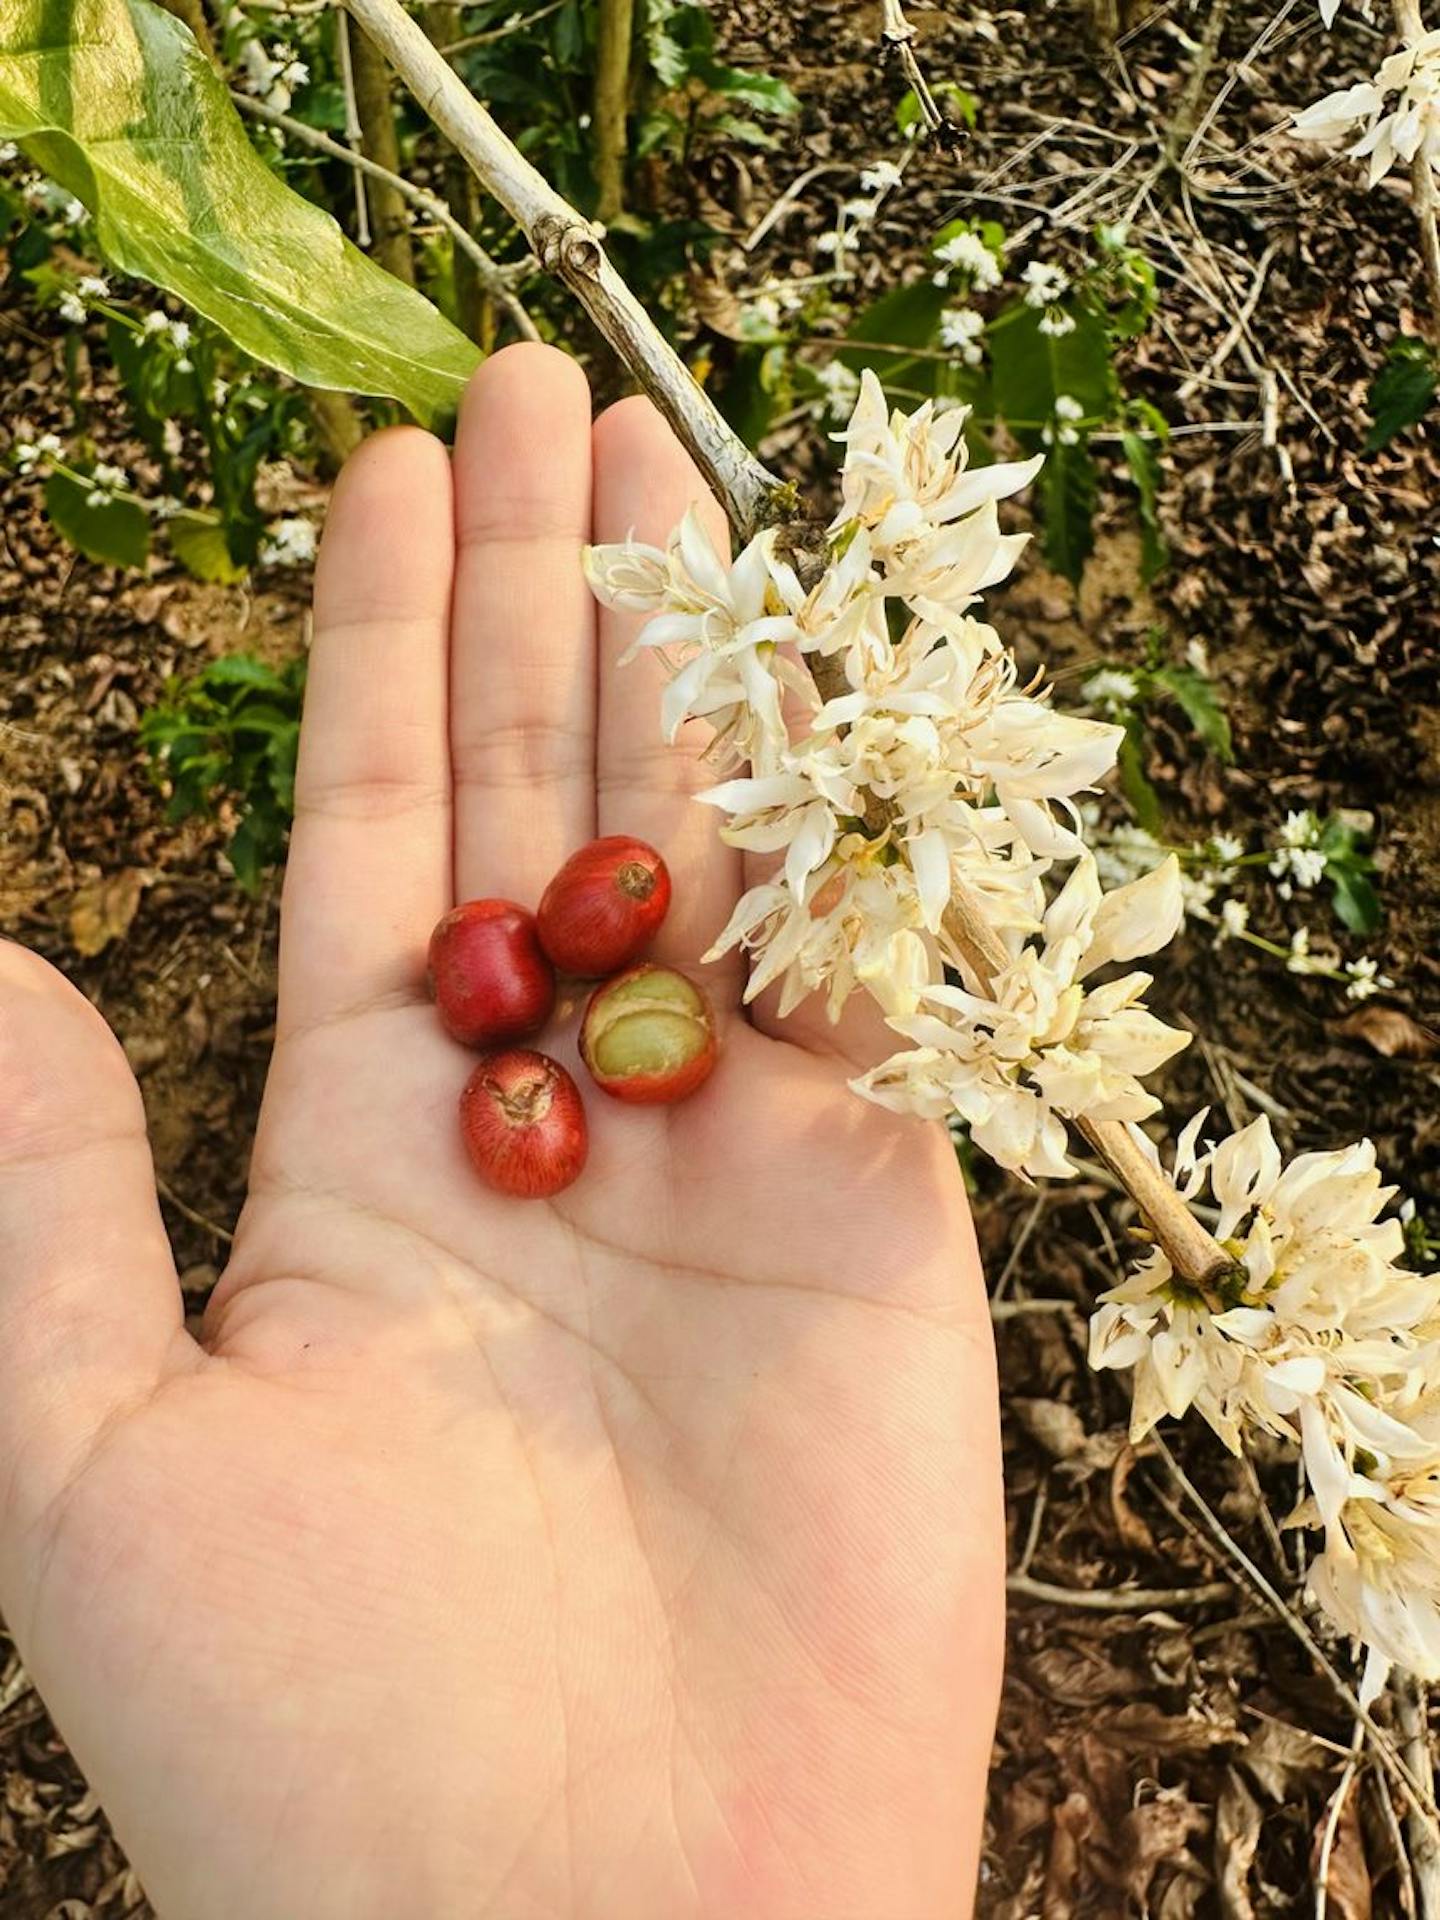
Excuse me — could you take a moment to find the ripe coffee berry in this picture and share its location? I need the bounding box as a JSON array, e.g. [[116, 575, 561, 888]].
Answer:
[[579, 964, 717, 1105], [537, 835, 671, 977], [459, 1049, 588, 1199], [428, 900, 555, 1047]]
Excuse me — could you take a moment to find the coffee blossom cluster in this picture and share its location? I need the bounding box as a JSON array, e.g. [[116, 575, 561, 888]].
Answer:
[[1293, 24, 1440, 187], [1091, 1113, 1440, 1702], [585, 370, 1190, 1179], [582, 371, 1436, 1689]]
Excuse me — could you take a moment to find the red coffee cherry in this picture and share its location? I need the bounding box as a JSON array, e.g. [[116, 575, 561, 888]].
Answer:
[[459, 1049, 588, 1199], [579, 964, 717, 1105], [537, 835, 671, 977], [428, 900, 556, 1047]]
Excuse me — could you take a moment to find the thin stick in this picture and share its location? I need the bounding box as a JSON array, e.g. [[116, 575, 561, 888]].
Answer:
[[233, 94, 539, 342], [1151, 1434, 1440, 1827], [1007, 1572, 1234, 1610], [879, 0, 960, 144], [342, 0, 787, 541], [1397, 1678, 1440, 1920], [1315, 1720, 1364, 1920], [1392, 0, 1440, 342], [334, 10, 371, 249]]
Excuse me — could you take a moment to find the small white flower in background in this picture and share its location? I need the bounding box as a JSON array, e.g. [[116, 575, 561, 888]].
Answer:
[[933, 230, 1002, 291], [142, 310, 170, 336], [1186, 637, 1210, 674], [861, 160, 905, 195], [1218, 897, 1250, 942], [815, 359, 861, 420], [169, 319, 192, 352], [77, 274, 110, 301], [1345, 955, 1394, 1000], [1292, 29, 1440, 187], [1082, 667, 1138, 712], [939, 307, 985, 364], [1055, 394, 1085, 422], [842, 197, 878, 226], [152, 495, 183, 521], [57, 291, 86, 325], [12, 431, 63, 473], [85, 461, 130, 505], [240, 38, 308, 113], [212, 377, 231, 408], [62, 196, 86, 226], [1211, 831, 1245, 869], [1286, 926, 1321, 973], [260, 517, 318, 568], [1038, 309, 1077, 338], [1021, 259, 1070, 307], [0, 142, 18, 165]]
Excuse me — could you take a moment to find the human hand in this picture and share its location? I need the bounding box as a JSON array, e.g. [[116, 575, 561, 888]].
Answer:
[[0, 345, 1003, 1920]]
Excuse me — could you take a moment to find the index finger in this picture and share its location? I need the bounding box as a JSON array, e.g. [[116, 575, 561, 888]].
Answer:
[[276, 426, 455, 1043]]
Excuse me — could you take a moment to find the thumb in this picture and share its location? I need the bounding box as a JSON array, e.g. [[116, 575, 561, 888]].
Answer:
[[0, 942, 194, 1552]]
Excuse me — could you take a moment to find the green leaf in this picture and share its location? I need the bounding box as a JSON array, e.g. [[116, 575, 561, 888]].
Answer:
[[1330, 865, 1380, 935], [1038, 437, 1097, 585], [841, 278, 953, 399], [1117, 715, 1162, 833], [1120, 428, 1167, 581], [197, 654, 290, 692], [990, 299, 1114, 446], [0, 0, 480, 430], [165, 509, 247, 583], [44, 469, 150, 569], [1365, 337, 1437, 451], [897, 82, 976, 136], [1150, 663, 1232, 764]]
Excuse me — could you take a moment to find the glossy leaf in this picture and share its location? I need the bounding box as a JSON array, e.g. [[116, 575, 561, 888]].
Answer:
[[0, 0, 480, 429], [44, 470, 150, 569], [1365, 338, 1437, 451]]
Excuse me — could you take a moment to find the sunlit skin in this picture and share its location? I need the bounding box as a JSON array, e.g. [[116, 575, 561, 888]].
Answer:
[[0, 345, 1004, 1920]]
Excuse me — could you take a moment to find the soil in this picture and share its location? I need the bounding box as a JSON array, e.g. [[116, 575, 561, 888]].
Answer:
[[2, 1, 1438, 1913]]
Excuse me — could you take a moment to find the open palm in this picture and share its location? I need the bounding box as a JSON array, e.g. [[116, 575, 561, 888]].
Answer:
[[0, 347, 1003, 1920]]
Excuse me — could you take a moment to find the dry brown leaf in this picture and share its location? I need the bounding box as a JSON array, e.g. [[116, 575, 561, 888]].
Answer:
[[1113, 1791, 1209, 1903], [1333, 1005, 1439, 1059], [1042, 1789, 1092, 1920], [1110, 1442, 1158, 1554], [1215, 1768, 1261, 1919], [68, 870, 143, 957], [1239, 1714, 1326, 1802], [1088, 1702, 1238, 1756], [1311, 1788, 1371, 1920], [1012, 1397, 1088, 1461], [1026, 1642, 1143, 1707]]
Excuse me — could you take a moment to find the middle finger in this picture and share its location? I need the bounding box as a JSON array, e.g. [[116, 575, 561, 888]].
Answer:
[[450, 344, 596, 903]]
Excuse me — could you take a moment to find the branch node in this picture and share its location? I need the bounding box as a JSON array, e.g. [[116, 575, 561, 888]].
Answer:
[[534, 213, 605, 281]]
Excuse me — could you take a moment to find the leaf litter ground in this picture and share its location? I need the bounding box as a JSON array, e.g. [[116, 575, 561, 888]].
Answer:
[[1, 1, 1438, 1911]]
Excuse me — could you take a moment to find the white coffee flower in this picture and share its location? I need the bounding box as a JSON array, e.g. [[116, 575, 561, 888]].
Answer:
[[259, 516, 318, 568], [939, 307, 985, 365], [77, 274, 110, 300], [1038, 309, 1077, 338], [1293, 30, 1440, 186], [1217, 897, 1250, 942], [855, 854, 1188, 1177], [861, 160, 905, 194], [1021, 260, 1070, 306], [833, 371, 1043, 556], [57, 291, 86, 324], [1083, 668, 1138, 712], [934, 230, 1002, 290]]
